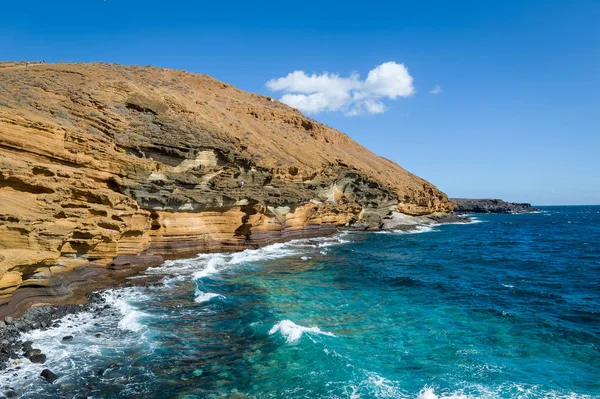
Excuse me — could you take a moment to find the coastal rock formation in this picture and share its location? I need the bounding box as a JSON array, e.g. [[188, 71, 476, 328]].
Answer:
[[452, 198, 539, 214], [0, 62, 454, 318]]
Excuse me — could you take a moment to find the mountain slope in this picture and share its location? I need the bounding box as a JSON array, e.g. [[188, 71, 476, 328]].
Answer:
[[0, 62, 453, 316]]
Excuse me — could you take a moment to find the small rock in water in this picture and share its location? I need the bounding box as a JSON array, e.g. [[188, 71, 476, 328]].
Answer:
[[62, 335, 74, 341], [24, 349, 41, 358], [4, 317, 13, 325], [6, 391, 17, 398], [94, 333, 102, 338], [29, 354, 47, 364], [40, 369, 58, 383]]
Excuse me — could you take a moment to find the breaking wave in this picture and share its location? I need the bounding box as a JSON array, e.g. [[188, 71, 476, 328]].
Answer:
[[269, 320, 336, 344], [194, 289, 225, 304]]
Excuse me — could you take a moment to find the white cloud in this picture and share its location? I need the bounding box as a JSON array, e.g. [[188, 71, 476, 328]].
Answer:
[[429, 85, 442, 95], [265, 61, 414, 116]]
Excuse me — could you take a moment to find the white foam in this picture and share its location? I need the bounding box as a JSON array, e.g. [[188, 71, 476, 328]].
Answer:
[[467, 218, 483, 224], [381, 225, 439, 234], [412, 384, 596, 399], [193, 254, 226, 279], [0, 286, 153, 394], [316, 234, 350, 248], [228, 242, 298, 265], [102, 289, 149, 333], [347, 369, 404, 399], [417, 387, 470, 399], [268, 320, 335, 344], [194, 289, 225, 304], [143, 233, 351, 289]]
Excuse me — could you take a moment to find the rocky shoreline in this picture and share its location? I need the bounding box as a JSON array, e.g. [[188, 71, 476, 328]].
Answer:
[[0, 294, 108, 399], [0, 293, 106, 375], [0, 215, 471, 390], [451, 198, 540, 214]]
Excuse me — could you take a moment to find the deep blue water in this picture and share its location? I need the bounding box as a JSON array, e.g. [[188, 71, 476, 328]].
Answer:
[[3, 206, 599, 398]]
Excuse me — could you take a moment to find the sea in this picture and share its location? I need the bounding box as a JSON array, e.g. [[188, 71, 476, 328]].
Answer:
[[1, 206, 599, 399]]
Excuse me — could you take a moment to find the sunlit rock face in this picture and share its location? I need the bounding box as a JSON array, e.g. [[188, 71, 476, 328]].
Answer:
[[0, 62, 454, 317]]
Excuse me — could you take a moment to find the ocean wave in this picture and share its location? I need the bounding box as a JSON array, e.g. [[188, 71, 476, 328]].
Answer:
[[346, 369, 405, 399], [194, 288, 225, 304], [414, 384, 597, 399], [378, 218, 484, 234], [102, 289, 150, 333], [268, 320, 336, 344], [228, 242, 299, 265], [144, 234, 351, 287], [377, 225, 440, 235], [417, 387, 469, 399], [193, 254, 226, 279]]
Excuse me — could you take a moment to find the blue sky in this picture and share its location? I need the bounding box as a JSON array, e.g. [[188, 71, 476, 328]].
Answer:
[[1, 0, 598, 204]]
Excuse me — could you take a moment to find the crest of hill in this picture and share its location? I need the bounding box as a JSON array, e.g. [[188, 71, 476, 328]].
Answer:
[[0, 61, 452, 214]]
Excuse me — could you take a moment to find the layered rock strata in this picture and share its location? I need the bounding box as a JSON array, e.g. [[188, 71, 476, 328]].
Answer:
[[0, 62, 454, 318]]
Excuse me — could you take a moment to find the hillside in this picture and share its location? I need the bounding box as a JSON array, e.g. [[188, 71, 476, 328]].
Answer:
[[0, 62, 453, 317]]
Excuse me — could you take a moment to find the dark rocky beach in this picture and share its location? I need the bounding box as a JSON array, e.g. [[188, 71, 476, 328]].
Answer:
[[0, 293, 105, 372]]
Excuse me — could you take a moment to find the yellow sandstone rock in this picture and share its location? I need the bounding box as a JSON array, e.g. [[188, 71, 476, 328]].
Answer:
[[0, 62, 454, 317]]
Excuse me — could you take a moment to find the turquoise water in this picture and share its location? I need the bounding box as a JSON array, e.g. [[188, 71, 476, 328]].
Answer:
[[3, 206, 599, 398]]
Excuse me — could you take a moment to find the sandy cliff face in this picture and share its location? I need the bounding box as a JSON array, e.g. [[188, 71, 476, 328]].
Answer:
[[0, 62, 453, 317]]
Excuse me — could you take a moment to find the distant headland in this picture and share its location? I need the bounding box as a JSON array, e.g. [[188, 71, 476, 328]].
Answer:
[[452, 198, 540, 214]]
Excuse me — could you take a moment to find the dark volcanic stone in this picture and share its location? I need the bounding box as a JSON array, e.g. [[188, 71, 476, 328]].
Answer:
[[6, 391, 16, 398], [40, 368, 58, 383], [24, 349, 41, 357], [29, 354, 47, 364], [62, 335, 74, 341], [0, 291, 108, 371]]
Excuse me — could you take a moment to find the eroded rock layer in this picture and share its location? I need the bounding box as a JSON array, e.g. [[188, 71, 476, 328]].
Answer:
[[0, 62, 454, 317]]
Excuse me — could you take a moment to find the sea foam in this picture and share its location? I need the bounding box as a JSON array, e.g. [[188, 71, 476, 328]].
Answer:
[[269, 320, 335, 344], [102, 289, 149, 333], [194, 288, 225, 304], [193, 254, 226, 279], [417, 387, 469, 399]]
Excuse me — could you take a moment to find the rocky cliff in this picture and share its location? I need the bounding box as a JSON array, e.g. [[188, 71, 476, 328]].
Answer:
[[452, 198, 539, 214], [0, 61, 454, 317]]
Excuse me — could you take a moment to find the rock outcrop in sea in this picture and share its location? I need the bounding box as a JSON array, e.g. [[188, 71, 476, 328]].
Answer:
[[452, 198, 540, 214], [0, 62, 454, 318]]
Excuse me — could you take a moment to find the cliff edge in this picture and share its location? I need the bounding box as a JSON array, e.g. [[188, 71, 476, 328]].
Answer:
[[0, 62, 454, 317]]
